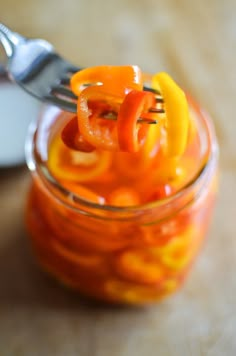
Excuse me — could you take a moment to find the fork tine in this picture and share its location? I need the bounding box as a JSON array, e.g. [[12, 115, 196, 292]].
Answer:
[[45, 94, 162, 122], [143, 86, 164, 102], [60, 76, 70, 85], [143, 86, 161, 95], [45, 95, 77, 113], [149, 108, 165, 114], [66, 65, 82, 74], [58, 80, 164, 104], [48, 85, 164, 116], [57, 80, 164, 102], [51, 85, 78, 100]]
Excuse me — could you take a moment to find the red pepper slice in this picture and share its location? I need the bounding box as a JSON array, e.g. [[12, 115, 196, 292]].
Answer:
[[117, 90, 157, 152]]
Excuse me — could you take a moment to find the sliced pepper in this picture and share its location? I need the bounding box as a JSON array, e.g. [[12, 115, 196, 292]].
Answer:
[[77, 85, 122, 151], [48, 132, 112, 182], [152, 72, 189, 157], [71, 65, 143, 97], [117, 90, 157, 152]]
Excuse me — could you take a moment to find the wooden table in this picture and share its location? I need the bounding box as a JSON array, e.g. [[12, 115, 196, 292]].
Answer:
[[0, 1, 235, 355]]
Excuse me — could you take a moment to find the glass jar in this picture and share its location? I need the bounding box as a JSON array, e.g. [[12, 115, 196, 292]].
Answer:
[[25, 96, 218, 305]]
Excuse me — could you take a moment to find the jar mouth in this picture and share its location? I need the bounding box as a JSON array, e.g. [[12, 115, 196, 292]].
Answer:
[[25, 100, 218, 215]]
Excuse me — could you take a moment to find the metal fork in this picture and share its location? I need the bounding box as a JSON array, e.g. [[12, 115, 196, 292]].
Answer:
[[0, 23, 164, 121], [0, 23, 80, 113]]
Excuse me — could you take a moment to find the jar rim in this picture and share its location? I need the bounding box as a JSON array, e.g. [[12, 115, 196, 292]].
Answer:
[[25, 98, 218, 216]]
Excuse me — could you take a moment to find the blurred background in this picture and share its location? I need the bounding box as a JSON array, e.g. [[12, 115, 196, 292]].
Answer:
[[0, 0, 235, 163], [0, 0, 236, 355]]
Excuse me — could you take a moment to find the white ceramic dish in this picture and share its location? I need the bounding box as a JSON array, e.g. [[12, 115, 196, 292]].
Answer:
[[0, 70, 41, 167]]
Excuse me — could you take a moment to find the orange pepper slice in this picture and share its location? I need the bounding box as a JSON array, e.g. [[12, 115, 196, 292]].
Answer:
[[117, 90, 157, 152], [71, 65, 143, 97], [77, 85, 122, 151], [152, 72, 189, 157]]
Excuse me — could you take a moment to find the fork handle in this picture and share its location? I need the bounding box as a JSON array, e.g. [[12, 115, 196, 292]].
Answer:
[[0, 23, 24, 58]]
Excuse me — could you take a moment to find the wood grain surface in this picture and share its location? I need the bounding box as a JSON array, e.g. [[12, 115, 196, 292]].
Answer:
[[0, 0, 235, 355]]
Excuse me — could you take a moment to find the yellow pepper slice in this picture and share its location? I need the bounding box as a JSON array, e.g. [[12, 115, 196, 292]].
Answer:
[[48, 134, 112, 182], [152, 72, 189, 157]]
